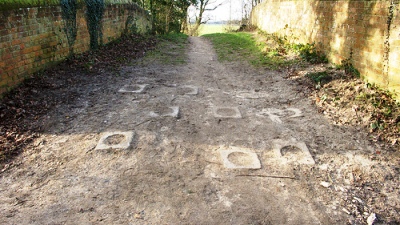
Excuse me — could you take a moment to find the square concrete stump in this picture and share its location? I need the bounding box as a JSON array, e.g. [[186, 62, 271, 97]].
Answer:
[[235, 91, 269, 99], [178, 85, 199, 95], [149, 106, 180, 118], [257, 108, 302, 123], [220, 148, 261, 169], [118, 84, 148, 93], [213, 107, 242, 119], [95, 131, 135, 150], [272, 139, 315, 165]]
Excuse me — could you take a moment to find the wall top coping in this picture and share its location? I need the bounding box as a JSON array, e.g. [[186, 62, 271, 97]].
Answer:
[[0, 0, 140, 11]]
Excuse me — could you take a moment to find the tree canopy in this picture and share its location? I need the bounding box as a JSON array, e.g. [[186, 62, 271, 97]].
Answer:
[[132, 0, 197, 34]]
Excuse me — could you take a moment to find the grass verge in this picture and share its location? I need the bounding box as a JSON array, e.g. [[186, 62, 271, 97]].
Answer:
[[202, 32, 296, 69]]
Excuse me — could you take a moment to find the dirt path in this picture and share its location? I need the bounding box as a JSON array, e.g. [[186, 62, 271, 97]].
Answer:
[[0, 37, 399, 224]]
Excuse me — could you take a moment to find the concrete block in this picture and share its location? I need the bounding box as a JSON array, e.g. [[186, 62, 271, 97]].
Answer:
[[235, 90, 269, 99], [257, 108, 302, 123], [272, 139, 315, 165], [220, 147, 261, 169], [177, 85, 198, 95], [95, 131, 135, 150], [149, 106, 179, 118], [213, 107, 242, 119], [118, 84, 148, 93]]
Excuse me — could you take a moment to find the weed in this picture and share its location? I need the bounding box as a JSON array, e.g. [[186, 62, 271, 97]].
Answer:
[[84, 60, 94, 72], [370, 120, 385, 131], [267, 50, 280, 57], [290, 43, 328, 64], [335, 51, 361, 78], [356, 92, 370, 100], [341, 59, 360, 78], [306, 71, 332, 85], [321, 94, 327, 102]]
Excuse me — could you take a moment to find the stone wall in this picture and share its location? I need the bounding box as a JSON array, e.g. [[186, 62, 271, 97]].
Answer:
[[0, 2, 151, 97], [251, 0, 400, 99]]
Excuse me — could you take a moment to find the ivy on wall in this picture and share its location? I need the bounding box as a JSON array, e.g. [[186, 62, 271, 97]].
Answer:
[[61, 0, 78, 56], [85, 0, 105, 50]]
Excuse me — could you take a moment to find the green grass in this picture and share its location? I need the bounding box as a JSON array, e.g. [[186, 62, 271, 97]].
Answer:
[[142, 33, 188, 65], [197, 24, 240, 36], [202, 32, 294, 69]]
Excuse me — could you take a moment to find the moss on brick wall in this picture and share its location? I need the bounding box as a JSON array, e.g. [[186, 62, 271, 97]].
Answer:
[[251, 0, 400, 100]]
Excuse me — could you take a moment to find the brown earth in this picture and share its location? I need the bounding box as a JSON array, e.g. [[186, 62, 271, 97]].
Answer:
[[0, 36, 399, 224]]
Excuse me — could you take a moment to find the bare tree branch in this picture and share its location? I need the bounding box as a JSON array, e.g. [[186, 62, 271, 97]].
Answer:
[[204, 0, 226, 11]]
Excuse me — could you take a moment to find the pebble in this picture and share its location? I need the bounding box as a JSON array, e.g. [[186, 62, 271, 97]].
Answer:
[[353, 197, 363, 204], [367, 213, 376, 225], [320, 181, 331, 188], [318, 164, 329, 170], [342, 208, 351, 214]]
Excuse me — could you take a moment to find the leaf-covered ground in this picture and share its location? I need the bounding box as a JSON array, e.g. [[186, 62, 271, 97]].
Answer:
[[289, 64, 400, 152], [0, 34, 157, 168], [316, 78, 399, 146]]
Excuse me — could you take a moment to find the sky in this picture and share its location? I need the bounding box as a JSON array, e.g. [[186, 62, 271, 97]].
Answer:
[[188, 0, 252, 23]]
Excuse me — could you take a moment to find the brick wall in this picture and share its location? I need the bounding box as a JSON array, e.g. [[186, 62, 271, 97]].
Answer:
[[0, 2, 151, 97], [251, 0, 400, 100]]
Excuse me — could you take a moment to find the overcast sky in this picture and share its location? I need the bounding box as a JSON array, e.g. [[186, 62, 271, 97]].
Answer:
[[188, 0, 252, 22]]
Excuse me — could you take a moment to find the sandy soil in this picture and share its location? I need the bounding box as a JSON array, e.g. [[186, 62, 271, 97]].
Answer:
[[0, 37, 399, 224]]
